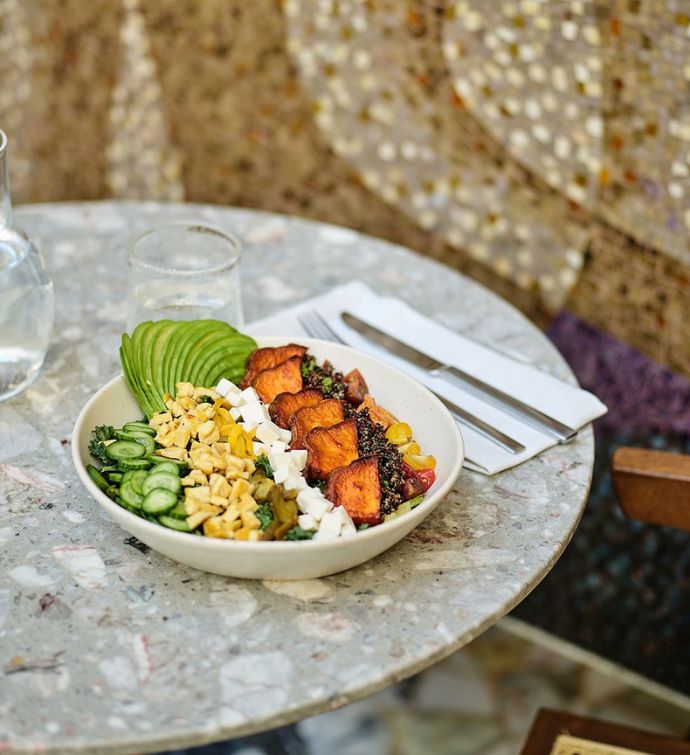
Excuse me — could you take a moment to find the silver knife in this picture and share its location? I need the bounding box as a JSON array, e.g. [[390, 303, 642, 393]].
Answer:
[[341, 312, 577, 444]]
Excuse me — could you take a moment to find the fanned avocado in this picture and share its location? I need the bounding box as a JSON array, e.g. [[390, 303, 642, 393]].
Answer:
[[120, 320, 257, 418], [196, 334, 257, 387]]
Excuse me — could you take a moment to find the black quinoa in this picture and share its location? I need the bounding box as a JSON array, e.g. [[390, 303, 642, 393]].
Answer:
[[302, 356, 348, 401], [355, 409, 404, 514]]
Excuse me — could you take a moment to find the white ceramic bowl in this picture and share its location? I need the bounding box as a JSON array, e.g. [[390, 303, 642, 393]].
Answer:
[[72, 337, 463, 580]]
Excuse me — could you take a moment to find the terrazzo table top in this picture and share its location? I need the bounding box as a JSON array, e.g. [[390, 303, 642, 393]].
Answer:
[[0, 202, 594, 753]]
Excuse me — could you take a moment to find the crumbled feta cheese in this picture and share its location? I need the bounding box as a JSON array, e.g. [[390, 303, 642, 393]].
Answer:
[[255, 421, 282, 445], [333, 506, 357, 536], [288, 449, 308, 470], [278, 427, 292, 443], [230, 407, 242, 420], [317, 510, 342, 538], [313, 528, 339, 541], [253, 441, 270, 457], [273, 466, 290, 484], [297, 489, 332, 521], [269, 450, 291, 472], [238, 387, 259, 405], [269, 440, 288, 454], [283, 473, 308, 492], [298, 513, 318, 531], [215, 378, 233, 396], [239, 402, 270, 427], [226, 391, 244, 407]]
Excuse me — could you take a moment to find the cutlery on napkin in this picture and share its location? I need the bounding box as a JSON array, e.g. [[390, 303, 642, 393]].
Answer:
[[246, 281, 607, 475]]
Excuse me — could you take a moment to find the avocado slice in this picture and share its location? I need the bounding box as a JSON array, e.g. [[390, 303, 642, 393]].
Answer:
[[174, 320, 220, 388], [135, 321, 166, 416], [120, 336, 152, 417], [149, 320, 177, 409], [196, 333, 257, 387], [181, 322, 232, 388]]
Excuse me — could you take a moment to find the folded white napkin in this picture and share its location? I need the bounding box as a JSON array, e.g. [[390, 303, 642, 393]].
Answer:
[[246, 281, 607, 475]]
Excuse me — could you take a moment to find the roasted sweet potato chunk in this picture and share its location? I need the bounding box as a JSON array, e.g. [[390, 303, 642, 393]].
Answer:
[[269, 388, 323, 429], [344, 369, 368, 405], [357, 394, 398, 429], [305, 419, 359, 481], [241, 344, 307, 388], [251, 356, 303, 405], [326, 456, 382, 525], [289, 399, 344, 450]]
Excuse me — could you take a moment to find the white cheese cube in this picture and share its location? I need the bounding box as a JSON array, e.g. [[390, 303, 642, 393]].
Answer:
[[238, 387, 259, 406], [313, 528, 339, 541], [230, 407, 242, 420], [283, 473, 307, 492], [226, 390, 244, 407], [215, 378, 234, 396], [298, 514, 318, 532], [333, 507, 357, 536], [317, 510, 343, 538], [273, 466, 290, 484], [269, 450, 291, 472], [269, 440, 288, 455], [288, 449, 308, 471], [298, 492, 332, 522], [278, 427, 292, 443], [255, 421, 282, 445], [253, 441, 270, 456], [239, 402, 270, 427]]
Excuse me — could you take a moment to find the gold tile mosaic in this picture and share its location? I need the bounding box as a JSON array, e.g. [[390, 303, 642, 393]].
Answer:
[[1, 0, 689, 374]]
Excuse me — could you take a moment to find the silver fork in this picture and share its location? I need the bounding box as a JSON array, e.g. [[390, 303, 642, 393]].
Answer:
[[297, 310, 526, 456]]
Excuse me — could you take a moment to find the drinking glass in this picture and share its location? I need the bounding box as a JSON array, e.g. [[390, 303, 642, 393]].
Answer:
[[0, 130, 54, 401], [126, 224, 243, 332]]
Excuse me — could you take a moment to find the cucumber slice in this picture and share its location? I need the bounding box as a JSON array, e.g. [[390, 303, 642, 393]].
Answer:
[[158, 514, 192, 532], [113, 430, 156, 456], [123, 422, 156, 437], [142, 488, 178, 515], [118, 457, 152, 470], [115, 496, 140, 514], [147, 461, 181, 476], [87, 464, 110, 493], [106, 440, 146, 462], [149, 455, 186, 469], [142, 473, 181, 496], [120, 479, 144, 509], [122, 470, 148, 495], [107, 472, 123, 483], [168, 500, 188, 520]]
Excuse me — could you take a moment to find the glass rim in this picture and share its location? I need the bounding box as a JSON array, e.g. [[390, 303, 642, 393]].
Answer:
[[127, 223, 242, 277]]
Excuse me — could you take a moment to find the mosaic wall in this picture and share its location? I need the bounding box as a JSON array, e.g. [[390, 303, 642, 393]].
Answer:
[[0, 0, 689, 373]]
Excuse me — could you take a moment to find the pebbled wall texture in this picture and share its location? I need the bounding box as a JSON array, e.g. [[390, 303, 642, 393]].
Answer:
[[1, 0, 689, 376]]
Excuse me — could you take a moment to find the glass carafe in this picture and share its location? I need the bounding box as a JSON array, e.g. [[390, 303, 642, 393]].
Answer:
[[0, 130, 54, 400]]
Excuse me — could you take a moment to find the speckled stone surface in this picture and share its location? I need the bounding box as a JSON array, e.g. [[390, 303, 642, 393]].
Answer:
[[0, 202, 594, 754]]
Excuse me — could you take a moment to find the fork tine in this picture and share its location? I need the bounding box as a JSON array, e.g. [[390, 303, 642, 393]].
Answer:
[[298, 310, 346, 344]]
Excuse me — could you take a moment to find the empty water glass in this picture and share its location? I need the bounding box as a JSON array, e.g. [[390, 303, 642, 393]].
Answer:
[[0, 130, 54, 401], [126, 224, 243, 332]]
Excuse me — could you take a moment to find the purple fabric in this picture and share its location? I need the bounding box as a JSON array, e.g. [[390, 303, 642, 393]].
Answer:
[[546, 313, 690, 436]]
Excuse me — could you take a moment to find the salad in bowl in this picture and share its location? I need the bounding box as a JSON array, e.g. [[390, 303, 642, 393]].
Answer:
[[73, 320, 463, 578]]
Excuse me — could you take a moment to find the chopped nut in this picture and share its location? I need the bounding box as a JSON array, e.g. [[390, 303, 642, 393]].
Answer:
[[237, 493, 258, 513], [234, 527, 252, 541], [229, 478, 251, 500], [198, 420, 220, 445], [150, 411, 172, 427], [240, 510, 261, 529], [210, 495, 229, 507], [186, 486, 211, 505], [247, 530, 261, 541], [209, 474, 232, 498], [173, 425, 191, 448], [187, 511, 214, 530], [221, 505, 240, 523], [176, 382, 195, 397], [156, 447, 187, 460]]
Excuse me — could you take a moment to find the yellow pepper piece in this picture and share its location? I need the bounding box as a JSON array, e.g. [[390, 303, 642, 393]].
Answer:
[[402, 453, 437, 471], [399, 441, 421, 456], [385, 422, 413, 446]]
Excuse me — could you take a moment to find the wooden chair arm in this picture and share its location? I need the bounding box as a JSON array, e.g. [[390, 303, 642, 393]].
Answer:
[[520, 708, 690, 754], [612, 447, 690, 531]]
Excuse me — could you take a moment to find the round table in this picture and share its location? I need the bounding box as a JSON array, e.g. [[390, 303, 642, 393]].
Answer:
[[0, 202, 593, 753]]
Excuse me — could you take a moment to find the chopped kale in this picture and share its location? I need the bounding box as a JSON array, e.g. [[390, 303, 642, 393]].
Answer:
[[301, 355, 317, 379], [256, 503, 274, 530], [321, 376, 333, 393], [284, 526, 315, 541], [357, 523, 370, 531], [255, 452, 274, 479], [88, 425, 114, 464]]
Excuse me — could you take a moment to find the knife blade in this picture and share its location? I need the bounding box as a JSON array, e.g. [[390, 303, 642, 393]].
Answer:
[[341, 312, 577, 443]]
